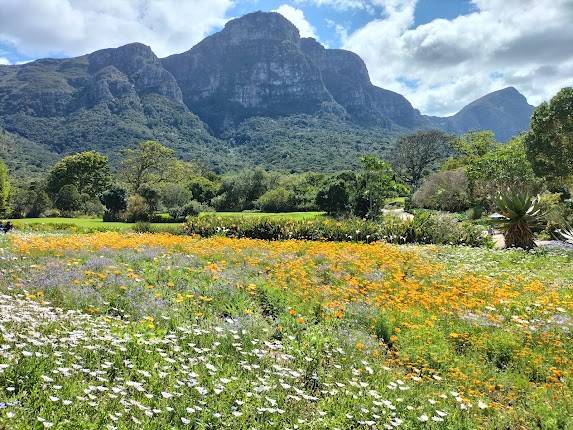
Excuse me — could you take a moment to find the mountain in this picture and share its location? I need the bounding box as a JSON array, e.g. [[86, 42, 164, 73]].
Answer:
[[436, 87, 535, 141], [0, 42, 238, 172], [0, 11, 535, 174], [162, 12, 425, 133]]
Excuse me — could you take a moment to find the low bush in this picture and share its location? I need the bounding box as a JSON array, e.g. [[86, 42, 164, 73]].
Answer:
[[412, 168, 471, 212], [185, 213, 491, 246]]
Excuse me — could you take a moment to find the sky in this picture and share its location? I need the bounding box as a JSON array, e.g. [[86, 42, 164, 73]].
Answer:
[[0, 0, 572, 116]]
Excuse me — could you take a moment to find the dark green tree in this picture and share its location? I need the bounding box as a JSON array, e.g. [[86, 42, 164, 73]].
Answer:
[[10, 182, 50, 218], [0, 159, 9, 216], [524, 87, 573, 183], [121, 141, 176, 193], [187, 176, 219, 204], [139, 185, 161, 213], [100, 186, 128, 221], [46, 151, 111, 198], [55, 184, 82, 213], [390, 130, 453, 188], [315, 179, 351, 216]]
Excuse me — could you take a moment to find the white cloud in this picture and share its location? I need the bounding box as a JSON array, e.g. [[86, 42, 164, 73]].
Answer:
[[295, 0, 374, 10], [0, 0, 234, 58], [343, 0, 573, 115], [274, 4, 319, 39], [0, 57, 11, 65]]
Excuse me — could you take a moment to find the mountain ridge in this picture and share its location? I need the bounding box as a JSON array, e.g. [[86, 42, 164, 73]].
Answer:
[[0, 11, 535, 173]]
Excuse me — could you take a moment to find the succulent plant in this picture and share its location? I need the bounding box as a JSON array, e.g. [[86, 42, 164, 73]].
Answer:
[[494, 190, 545, 250]]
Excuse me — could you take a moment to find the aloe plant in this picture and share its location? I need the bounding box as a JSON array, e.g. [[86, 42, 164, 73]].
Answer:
[[557, 226, 573, 244], [494, 190, 545, 250]]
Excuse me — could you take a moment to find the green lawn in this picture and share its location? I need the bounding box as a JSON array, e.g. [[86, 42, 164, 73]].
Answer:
[[9, 217, 177, 232], [200, 211, 325, 220], [8, 212, 325, 232]]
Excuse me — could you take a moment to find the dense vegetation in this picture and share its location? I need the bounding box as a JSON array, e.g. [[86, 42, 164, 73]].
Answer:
[[1, 86, 572, 250], [185, 213, 489, 246]]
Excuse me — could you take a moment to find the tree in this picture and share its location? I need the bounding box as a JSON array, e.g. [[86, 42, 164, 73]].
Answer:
[[524, 87, 573, 183], [442, 131, 498, 170], [211, 169, 271, 211], [0, 160, 10, 216], [412, 169, 471, 212], [390, 130, 453, 188], [125, 195, 151, 223], [139, 185, 161, 213], [160, 183, 193, 218], [100, 186, 128, 221], [121, 141, 176, 193], [55, 184, 82, 213], [466, 137, 542, 207], [10, 182, 50, 218], [256, 188, 297, 212], [46, 151, 111, 198], [187, 176, 219, 204], [315, 179, 351, 216], [357, 156, 408, 218]]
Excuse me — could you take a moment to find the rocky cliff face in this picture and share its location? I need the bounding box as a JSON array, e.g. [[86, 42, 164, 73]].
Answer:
[[300, 37, 423, 129], [0, 43, 228, 166], [161, 12, 429, 133], [0, 11, 536, 172], [162, 12, 337, 134]]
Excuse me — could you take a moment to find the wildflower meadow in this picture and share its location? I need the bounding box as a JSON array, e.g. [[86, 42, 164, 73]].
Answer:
[[0, 232, 572, 429]]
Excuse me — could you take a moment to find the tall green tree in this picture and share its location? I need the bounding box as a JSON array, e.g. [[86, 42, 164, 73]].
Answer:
[[357, 156, 407, 218], [524, 87, 573, 183], [0, 159, 10, 216], [442, 131, 498, 170], [315, 179, 351, 216], [390, 130, 453, 188], [100, 186, 128, 222], [466, 136, 542, 206], [121, 141, 176, 193], [55, 184, 82, 213], [46, 151, 111, 198]]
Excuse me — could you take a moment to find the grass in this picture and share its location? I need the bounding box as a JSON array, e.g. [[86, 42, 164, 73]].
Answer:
[[7, 212, 325, 233], [200, 211, 325, 220], [1, 232, 572, 429], [9, 217, 135, 231]]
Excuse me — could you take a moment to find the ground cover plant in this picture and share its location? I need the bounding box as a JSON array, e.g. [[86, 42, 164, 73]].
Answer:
[[0, 232, 572, 429]]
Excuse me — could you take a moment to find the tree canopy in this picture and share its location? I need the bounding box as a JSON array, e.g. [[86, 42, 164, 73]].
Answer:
[[120, 141, 177, 193], [524, 87, 573, 183], [390, 130, 453, 188], [46, 151, 111, 198], [0, 159, 10, 216]]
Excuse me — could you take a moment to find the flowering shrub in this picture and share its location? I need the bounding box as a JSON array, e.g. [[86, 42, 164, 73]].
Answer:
[[185, 213, 491, 246]]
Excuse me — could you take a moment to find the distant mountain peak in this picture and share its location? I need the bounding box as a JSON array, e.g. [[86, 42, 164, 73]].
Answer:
[[221, 11, 300, 44], [446, 86, 534, 141]]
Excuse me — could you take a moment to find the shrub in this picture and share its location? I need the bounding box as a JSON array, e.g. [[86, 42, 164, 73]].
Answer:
[[185, 213, 490, 246], [168, 200, 214, 222], [256, 188, 297, 212], [465, 205, 484, 220], [125, 195, 151, 223], [412, 169, 471, 212]]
